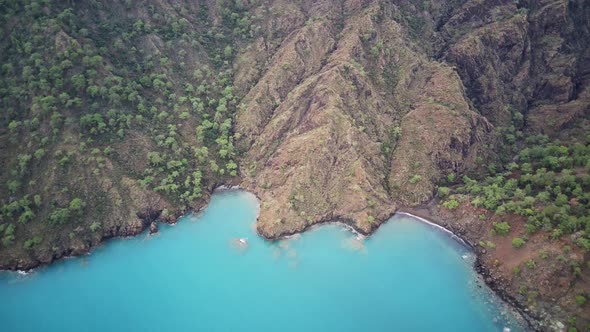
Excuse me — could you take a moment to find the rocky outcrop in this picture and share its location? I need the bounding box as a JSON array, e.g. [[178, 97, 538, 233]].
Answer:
[[439, 0, 590, 133], [149, 222, 158, 234], [388, 63, 493, 205]]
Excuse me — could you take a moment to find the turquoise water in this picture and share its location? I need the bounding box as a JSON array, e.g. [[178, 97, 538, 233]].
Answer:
[[0, 190, 525, 332]]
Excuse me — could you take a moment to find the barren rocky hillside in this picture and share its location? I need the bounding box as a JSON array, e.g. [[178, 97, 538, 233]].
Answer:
[[236, 0, 589, 238]]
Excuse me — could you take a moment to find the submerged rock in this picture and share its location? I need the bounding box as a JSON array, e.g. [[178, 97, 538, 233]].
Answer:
[[230, 238, 249, 252]]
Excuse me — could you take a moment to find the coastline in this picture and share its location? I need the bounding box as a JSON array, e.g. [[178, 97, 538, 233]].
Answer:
[[0, 187, 215, 273], [397, 207, 538, 332], [0, 188, 546, 331], [1, 185, 249, 274], [249, 194, 540, 331], [1, 191, 538, 332], [396, 211, 471, 248], [256, 215, 377, 242]]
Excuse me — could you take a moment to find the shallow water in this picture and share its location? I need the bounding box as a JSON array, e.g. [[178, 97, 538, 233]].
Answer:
[[0, 190, 525, 332]]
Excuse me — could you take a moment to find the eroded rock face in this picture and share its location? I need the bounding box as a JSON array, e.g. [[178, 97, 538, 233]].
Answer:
[[0, 0, 587, 328], [388, 64, 493, 205], [441, 0, 590, 134]]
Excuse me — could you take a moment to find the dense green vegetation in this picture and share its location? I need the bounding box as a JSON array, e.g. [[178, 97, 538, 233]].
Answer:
[[440, 133, 590, 250], [0, 0, 258, 251]]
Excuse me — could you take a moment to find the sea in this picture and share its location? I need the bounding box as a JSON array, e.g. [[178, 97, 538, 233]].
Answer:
[[0, 190, 525, 332]]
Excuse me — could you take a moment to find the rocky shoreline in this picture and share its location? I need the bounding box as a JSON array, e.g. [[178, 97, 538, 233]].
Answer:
[[264, 204, 541, 331], [0, 189, 571, 332], [257, 214, 377, 241], [0, 183, 248, 273], [397, 207, 540, 332], [0, 212, 180, 273], [0, 193, 210, 273], [256, 198, 543, 331], [398, 201, 587, 332]]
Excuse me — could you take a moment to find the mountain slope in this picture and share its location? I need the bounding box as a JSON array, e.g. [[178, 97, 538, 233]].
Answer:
[[1, 0, 589, 330], [236, 1, 494, 237], [0, 0, 251, 268]]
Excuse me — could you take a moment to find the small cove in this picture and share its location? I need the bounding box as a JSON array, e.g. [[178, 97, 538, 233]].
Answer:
[[0, 190, 525, 331]]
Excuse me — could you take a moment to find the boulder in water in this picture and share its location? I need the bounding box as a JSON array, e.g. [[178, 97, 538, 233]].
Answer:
[[149, 222, 158, 234]]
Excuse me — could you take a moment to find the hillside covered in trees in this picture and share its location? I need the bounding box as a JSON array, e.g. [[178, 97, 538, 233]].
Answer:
[[434, 130, 590, 331], [1, 0, 251, 267], [1, 0, 589, 330]]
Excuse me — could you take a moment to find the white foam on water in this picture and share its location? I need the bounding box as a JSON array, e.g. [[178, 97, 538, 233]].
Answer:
[[397, 212, 469, 247]]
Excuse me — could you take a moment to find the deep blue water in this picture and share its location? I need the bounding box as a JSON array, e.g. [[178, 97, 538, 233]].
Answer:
[[0, 190, 525, 332]]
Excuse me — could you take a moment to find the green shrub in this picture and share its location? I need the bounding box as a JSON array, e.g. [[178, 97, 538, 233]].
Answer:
[[32, 235, 42, 245], [539, 250, 549, 260], [49, 208, 70, 225], [576, 238, 590, 251], [447, 173, 456, 183], [2, 235, 15, 247], [573, 266, 582, 278], [512, 237, 526, 248], [525, 259, 536, 269], [409, 175, 422, 184], [7, 180, 20, 194], [34, 148, 46, 160], [512, 266, 521, 277], [69, 198, 85, 216], [89, 222, 101, 232], [575, 295, 587, 306], [24, 239, 34, 249], [437, 186, 450, 198], [442, 199, 459, 210], [33, 194, 42, 207], [493, 222, 511, 236]]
